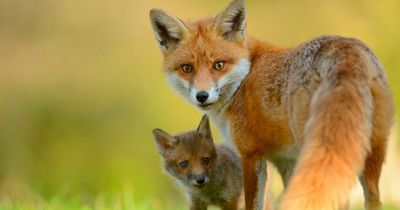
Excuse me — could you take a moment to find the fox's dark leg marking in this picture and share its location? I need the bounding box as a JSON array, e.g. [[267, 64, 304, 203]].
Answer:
[[243, 157, 266, 210]]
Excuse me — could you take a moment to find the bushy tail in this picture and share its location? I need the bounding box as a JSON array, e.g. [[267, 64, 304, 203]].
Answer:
[[281, 52, 374, 210]]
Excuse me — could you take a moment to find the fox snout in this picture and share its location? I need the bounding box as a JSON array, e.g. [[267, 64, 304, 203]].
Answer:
[[189, 173, 209, 187], [188, 164, 210, 188], [190, 86, 219, 109], [195, 91, 209, 104], [195, 176, 206, 184]]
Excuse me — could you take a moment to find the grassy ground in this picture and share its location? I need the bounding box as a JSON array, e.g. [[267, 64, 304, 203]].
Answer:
[[0, 191, 399, 210], [0, 194, 184, 210], [0, 132, 398, 210], [0, 199, 398, 210], [0, 199, 399, 210]]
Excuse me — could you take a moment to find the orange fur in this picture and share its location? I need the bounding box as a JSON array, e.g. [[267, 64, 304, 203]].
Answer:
[[150, 1, 395, 209]]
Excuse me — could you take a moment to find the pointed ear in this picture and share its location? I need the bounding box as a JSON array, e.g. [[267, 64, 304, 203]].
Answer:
[[153, 128, 178, 155], [149, 9, 188, 51], [213, 0, 246, 42], [197, 115, 212, 139]]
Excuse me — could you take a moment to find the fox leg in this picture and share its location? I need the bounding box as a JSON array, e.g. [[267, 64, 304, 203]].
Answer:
[[359, 141, 385, 210], [243, 156, 266, 210], [359, 83, 393, 210]]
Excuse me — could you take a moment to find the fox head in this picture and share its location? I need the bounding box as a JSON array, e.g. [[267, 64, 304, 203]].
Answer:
[[153, 115, 217, 188], [150, 0, 250, 112]]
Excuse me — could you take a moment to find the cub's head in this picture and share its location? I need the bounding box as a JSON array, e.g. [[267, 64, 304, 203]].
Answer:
[[153, 115, 217, 188], [150, 0, 250, 111]]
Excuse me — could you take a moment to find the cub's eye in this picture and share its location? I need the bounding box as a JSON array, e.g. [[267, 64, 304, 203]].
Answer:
[[202, 157, 210, 165], [179, 161, 189, 169], [213, 61, 225, 70], [181, 64, 193, 73]]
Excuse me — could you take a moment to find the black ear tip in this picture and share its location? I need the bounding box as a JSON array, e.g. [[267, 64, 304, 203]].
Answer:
[[153, 128, 161, 135], [233, 0, 245, 5], [150, 8, 159, 15], [149, 9, 156, 17], [229, 0, 245, 6], [149, 8, 164, 19], [201, 115, 210, 125]]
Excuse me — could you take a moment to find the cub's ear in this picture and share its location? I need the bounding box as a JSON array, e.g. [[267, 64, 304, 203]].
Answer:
[[153, 128, 177, 155], [197, 115, 212, 139], [213, 0, 246, 42], [149, 9, 188, 51]]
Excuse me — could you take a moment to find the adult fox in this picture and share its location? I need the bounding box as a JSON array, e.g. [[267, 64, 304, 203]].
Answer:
[[149, 0, 394, 209]]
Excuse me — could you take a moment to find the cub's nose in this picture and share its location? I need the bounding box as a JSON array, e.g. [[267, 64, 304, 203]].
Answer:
[[195, 176, 205, 185], [196, 91, 209, 103]]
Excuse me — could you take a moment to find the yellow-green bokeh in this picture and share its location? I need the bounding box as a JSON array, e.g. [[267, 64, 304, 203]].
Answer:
[[0, 0, 399, 208]]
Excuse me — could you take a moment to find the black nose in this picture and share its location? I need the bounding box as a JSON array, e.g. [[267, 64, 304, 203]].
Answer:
[[196, 91, 209, 103], [195, 176, 205, 185]]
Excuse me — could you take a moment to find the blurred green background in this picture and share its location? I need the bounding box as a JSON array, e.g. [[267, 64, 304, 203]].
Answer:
[[0, 0, 399, 209]]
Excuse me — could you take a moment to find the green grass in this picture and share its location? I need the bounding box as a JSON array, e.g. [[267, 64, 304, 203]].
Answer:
[[0, 192, 398, 210], [0, 192, 186, 210]]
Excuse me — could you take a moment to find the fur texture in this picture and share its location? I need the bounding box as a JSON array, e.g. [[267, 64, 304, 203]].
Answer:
[[150, 1, 394, 209], [153, 115, 274, 210], [154, 115, 242, 209]]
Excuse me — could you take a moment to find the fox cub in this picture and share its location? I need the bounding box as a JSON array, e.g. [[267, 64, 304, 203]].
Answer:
[[153, 115, 244, 210]]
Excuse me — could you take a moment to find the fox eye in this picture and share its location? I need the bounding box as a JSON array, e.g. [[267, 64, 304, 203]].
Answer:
[[179, 161, 189, 169], [202, 157, 210, 165], [181, 64, 193, 73], [213, 61, 225, 70]]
